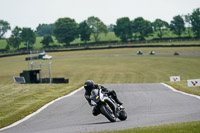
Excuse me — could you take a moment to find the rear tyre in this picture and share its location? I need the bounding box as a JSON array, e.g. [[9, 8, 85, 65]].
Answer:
[[100, 105, 116, 122]]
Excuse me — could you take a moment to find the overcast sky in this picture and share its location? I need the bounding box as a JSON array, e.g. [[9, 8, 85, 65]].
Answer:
[[1, 0, 200, 33]]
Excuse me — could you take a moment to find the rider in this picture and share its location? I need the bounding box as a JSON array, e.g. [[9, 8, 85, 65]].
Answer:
[[84, 80, 123, 116]]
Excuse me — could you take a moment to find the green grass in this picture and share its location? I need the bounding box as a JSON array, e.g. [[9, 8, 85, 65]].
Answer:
[[0, 32, 119, 50], [0, 47, 200, 128], [1, 31, 200, 50], [167, 81, 200, 96], [91, 121, 200, 133], [0, 39, 7, 49]]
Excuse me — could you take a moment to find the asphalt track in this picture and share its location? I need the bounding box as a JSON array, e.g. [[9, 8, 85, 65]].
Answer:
[[54, 52, 200, 59], [1, 83, 200, 133]]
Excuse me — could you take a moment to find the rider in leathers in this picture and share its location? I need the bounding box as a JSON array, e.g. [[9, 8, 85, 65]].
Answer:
[[84, 80, 123, 116]]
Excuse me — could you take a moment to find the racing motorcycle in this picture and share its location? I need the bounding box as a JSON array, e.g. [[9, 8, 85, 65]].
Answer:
[[90, 88, 127, 122]]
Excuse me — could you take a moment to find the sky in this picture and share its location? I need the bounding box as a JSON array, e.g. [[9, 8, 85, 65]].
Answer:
[[1, 0, 200, 37]]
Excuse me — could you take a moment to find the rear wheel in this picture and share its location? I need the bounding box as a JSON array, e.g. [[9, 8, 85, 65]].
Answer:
[[100, 104, 116, 122]]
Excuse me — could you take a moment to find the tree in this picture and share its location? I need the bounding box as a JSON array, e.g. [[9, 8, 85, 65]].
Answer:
[[87, 16, 108, 42], [54, 17, 78, 45], [107, 24, 115, 32], [0, 20, 11, 39], [6, 26, 22, 50], [78, 21, 91, 43], [184, 14, 192, 37], [152, 19, 169, 39], [21, 28, 36, 50], [190, 8, 200, 38], [41, 35, 54, 48], [114, 17, 132, 42], [170, 15, 185, 37], [132, 17, 153, 40], [36, 23, 54, 36]]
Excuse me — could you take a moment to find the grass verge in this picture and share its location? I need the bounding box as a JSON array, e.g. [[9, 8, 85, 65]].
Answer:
[[91, 121, 200, 133], [166, 81, 200, 96], [0, 83, 82, 128]]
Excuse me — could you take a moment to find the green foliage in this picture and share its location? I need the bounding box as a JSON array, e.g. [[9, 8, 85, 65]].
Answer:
[[190, 8, 200, 37], [184, 14, 192, 37], [6, 37, 21, 50], [152, 19, 169, 39], [41, 35, 54, 48], [114, 17, 132, 42], [54, 17, 78, 45], [0, 20, 11, 39], [87, 16, 108, 42], [20, 28, 36, 49], [107, 24, 114, 32], [6, 26, 22, 50], [170, 15, 185, 37], [132, 17, 153, 40], [36, 23, 54, 37], [78, 21, 91, 43]]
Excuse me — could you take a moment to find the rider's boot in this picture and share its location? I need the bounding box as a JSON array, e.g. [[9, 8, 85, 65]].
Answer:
[[114, 97, 123, 105], [110, 90, 123, 105]]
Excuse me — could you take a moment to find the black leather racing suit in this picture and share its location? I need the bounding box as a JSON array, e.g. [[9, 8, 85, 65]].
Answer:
[[84, 84, 122, 116]]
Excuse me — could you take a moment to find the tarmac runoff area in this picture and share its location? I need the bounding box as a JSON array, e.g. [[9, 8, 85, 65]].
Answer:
[[0, 83, 200, 133]]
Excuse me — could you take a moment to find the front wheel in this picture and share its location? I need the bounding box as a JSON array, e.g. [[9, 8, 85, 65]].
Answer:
[[118, 110, 127, 121], [100, 105, 116, 122]]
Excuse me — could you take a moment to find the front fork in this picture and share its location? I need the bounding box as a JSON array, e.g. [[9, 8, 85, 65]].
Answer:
[[104, 98, 118, 117]]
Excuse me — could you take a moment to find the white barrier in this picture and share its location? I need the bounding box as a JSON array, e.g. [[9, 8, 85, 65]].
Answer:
[[187, 79, 200, 87], [170, 76, 180, 82]]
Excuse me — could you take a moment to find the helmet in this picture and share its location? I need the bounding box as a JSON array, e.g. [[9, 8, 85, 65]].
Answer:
[[84, 80, 95, 92]]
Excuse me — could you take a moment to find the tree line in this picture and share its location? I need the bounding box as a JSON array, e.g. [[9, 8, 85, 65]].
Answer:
[[0, 8, 200, 50]]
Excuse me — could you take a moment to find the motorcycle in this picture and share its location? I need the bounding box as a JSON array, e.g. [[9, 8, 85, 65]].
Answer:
[[90, 88, 127, 122]]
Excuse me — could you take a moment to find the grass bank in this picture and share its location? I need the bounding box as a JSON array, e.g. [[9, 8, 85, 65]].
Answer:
[[0, 47, 200, 128]]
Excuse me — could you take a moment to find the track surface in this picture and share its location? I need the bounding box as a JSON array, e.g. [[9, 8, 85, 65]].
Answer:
[[1, 83, 200, 133]]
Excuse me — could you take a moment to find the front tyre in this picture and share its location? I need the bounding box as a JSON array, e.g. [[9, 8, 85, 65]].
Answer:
[[118, 110, 127, 121], [100, 105, 116, 122]]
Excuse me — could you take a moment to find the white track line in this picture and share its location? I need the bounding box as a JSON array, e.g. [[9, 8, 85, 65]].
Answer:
[[161, 83, 200, 100], [0, 87, 83, 131]]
